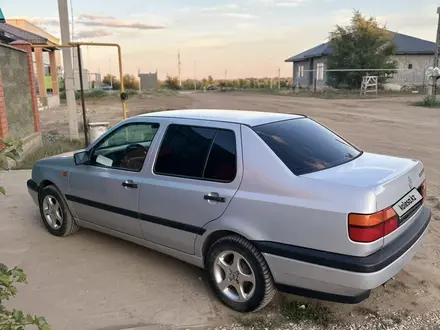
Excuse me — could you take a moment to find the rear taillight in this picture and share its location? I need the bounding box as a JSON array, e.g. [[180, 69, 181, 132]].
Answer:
[[421, 179, 427, 203], [348, 208, 398, 243]]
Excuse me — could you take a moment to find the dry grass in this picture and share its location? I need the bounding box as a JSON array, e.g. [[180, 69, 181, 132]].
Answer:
[[16, 137, 84, 170], [236, 299, 336, 329]]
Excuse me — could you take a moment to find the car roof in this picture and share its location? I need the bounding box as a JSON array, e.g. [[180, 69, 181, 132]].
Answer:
[[138, 109, 305, 127]]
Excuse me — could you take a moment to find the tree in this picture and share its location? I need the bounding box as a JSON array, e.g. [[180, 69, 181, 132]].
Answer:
[[327, 11, 397, 89], [102, 74, 121, 90], [0, 264, 51, 329], [123, 74, 140, 90], [164, 76, 181, 90], [102, 74, 115, 86]]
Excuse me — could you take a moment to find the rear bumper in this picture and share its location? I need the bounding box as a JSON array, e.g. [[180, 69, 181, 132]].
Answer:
[[27, 179, 39, 206], [255, 205, 431, 303]]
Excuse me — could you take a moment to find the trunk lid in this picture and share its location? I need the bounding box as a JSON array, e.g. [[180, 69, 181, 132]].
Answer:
[[303, 152, 426, 245], [303, 153, 425, 209]]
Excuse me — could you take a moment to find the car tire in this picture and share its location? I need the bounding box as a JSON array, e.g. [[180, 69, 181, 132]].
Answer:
[[38, 185, 79, 237], [205, 234, 276, 312]]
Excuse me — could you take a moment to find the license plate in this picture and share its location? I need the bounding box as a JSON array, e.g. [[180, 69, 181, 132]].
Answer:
[[392, 188, 423, 217]]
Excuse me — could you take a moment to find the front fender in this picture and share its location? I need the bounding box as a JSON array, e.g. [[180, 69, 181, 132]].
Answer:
[[32, 159, 74, 194]]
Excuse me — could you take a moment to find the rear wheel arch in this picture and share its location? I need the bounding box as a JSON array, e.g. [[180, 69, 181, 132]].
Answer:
[[201, 230, 265, 265], [202, 230, 238, 264]]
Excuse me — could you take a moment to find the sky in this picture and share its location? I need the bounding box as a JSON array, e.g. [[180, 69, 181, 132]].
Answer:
[[2, 0, 440, 79]]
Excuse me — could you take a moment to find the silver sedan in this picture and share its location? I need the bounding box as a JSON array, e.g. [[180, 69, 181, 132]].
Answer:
[[27, 109, 431, 312]]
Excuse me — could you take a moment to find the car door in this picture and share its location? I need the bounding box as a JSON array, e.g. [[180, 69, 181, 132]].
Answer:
[[138, 119, 243, 254], [67, 121, 162, 238]]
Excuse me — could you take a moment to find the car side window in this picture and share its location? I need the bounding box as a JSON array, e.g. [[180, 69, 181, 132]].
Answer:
[[154, 125, 216, 178], [203, 130, 237, 182], [154, 124, 237, 182], [91, 123, 159, 172]]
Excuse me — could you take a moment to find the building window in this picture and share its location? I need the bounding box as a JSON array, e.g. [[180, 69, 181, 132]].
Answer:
[[408, 64, 413, 69], [297, 65, 304, 78], [316, 63, 324, 81]]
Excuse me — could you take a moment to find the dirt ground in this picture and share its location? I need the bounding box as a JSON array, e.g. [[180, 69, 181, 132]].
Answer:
[[4, 91, 440, 329]]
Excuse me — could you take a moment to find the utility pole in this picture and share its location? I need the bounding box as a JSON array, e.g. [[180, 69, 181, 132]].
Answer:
[[57, 0, 79, 140], [193, 60, 196, 91], [432, 6, 440, 97], [178, 51, 182, 87], [278, 68, 281, 90], [109, 58, 112, 89], [434, 7, 440, 68], [224, 69, 227, 81]]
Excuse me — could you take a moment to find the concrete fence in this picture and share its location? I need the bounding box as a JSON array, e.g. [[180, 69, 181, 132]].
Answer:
[[0, 41, 42, 158]]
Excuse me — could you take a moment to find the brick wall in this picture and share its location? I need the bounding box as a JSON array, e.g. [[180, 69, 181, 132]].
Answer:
[[0, 43, 36, 139], [389, 54, 433, 86]]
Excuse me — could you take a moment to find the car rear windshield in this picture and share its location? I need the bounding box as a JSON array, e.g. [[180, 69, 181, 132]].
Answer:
[[253, 118, 362, 175]]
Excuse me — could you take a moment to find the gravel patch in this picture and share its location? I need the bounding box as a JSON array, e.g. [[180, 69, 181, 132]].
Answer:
[[209, 310, 440, 330]]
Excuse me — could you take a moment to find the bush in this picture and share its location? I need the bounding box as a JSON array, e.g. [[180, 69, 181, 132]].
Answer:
[[60, 90, 110, 100], [0, 264, 51, 329], [84, 90, 108, 98], [0, 138, 22, 194], [164, 76, 181, 90], [59, 90, 80, 100], [412, 95, 440, 108], [1, 140, 51, 329]]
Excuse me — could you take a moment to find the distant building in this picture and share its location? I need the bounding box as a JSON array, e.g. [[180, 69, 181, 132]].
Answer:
[[285, 31, 435, 88], [139, 72, 158, 90]]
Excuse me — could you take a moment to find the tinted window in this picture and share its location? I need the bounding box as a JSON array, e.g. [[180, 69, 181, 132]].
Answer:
[[253, 118, 361, 175], [204, 130, 237, 182], [155, 125, 216, 178]]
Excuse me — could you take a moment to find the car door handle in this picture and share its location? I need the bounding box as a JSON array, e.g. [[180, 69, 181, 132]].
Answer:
[[122, 180, 138, 189], [204, 193, 226, 203]]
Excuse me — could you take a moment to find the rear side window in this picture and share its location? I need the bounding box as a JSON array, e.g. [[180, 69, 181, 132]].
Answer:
[[253, 118, 362, 175], [154, 124, 237, 182], [204, 130, 237, 182]]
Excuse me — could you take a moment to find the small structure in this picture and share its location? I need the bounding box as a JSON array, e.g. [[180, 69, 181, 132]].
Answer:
[[360, 76, 378, 95], [285, 31, 436, 89], [139, 71, 159, 90], [88, 122, 110, 144]]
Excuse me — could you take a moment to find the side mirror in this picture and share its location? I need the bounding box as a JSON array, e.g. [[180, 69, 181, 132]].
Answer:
[[73, 151, 90, 165]]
